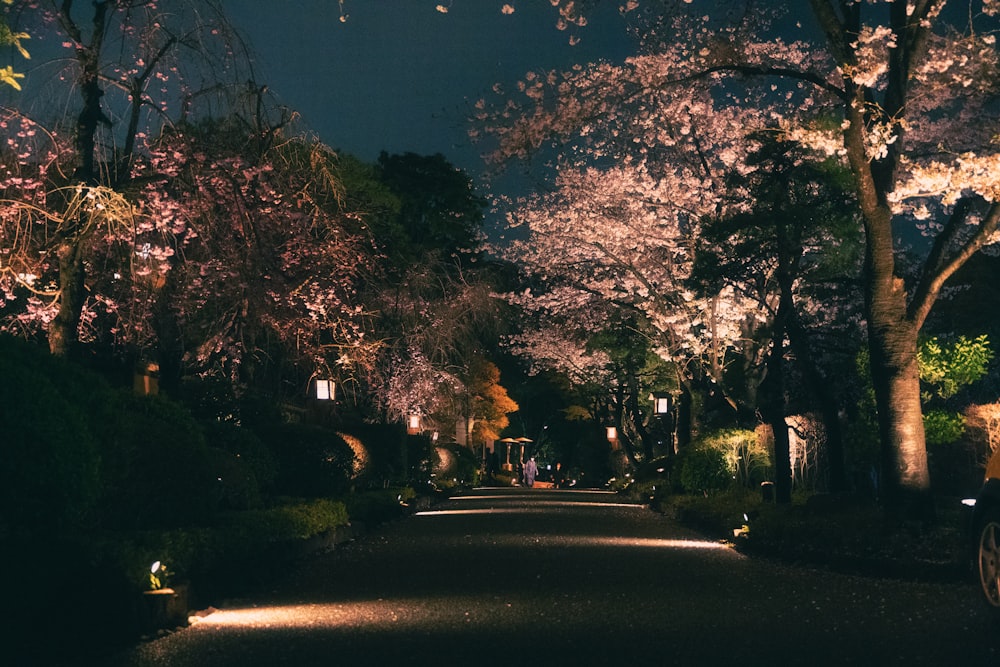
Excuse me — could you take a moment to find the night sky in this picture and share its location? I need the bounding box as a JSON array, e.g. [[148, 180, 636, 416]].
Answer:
[[222, 1, 634, 186]]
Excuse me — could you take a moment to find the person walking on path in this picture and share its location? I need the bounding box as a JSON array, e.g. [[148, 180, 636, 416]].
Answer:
[[523, 456, 538, 487]]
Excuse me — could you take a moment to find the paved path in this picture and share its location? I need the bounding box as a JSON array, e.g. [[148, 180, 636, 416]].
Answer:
[[109, 488, 1000, 666]]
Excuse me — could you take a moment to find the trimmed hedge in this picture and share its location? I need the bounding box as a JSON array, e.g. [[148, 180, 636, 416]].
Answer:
[[0, 337, 103, 533]]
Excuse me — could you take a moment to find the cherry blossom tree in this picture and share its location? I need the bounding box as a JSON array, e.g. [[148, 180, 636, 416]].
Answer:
[[480, 0, 1000, 513], [359, 153, 516, 441], [694, 134, 866, 499], [127, 120, 379, 398], [485, 91, 774, 465], [0, 0, 251, 358]]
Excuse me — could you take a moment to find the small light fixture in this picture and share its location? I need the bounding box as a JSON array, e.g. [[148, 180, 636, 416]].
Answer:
[[649, 392, 671, 415], [407, 413, 421, 435], [606, 426, 617, 442], [315, 379, 335, 400]]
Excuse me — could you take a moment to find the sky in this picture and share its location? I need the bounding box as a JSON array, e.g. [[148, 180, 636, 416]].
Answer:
[[222, 1, 635, 188]]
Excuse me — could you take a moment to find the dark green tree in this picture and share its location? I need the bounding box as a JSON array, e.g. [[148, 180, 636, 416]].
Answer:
[[693, 134, 864, 501], [376, 151, 486, 266]]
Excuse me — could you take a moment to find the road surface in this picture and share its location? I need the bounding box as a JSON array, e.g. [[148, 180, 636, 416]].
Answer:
[[109, 487, 1000, 666]]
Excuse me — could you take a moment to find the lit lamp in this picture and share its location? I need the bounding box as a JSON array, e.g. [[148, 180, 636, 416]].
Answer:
[[649, 391, 672, 416], [606, 425, 619, 451], [407, 413, 421, 435], [315, 379, 335, 400], [133, 361, 160, 396]]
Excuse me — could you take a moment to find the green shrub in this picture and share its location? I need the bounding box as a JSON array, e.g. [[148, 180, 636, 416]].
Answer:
[[923, 409, 966, 447], [223, 498, 350, 542], [204, 421, 276, 510], [0, 337, 102, 534], [490, 471, 517, 487], [658, 489, 758, 537], [346, 487, 416, 524], [98, 392, 219, 530], [258, 423, 355, 498], [700, 428, 770, 488], [346, 423, 408, 483], [431, 443, 480, 488], [678, 446, 730, 495], [91, 497, 351, 594]]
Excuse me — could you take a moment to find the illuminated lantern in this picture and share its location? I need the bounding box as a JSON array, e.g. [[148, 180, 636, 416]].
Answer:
[[649, 392, 671, 415], [315, 379, 335, 400], [407, 413, 421, 435]]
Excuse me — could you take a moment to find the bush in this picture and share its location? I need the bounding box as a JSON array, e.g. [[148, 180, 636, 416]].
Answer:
[[346, 423, 408, 484], [657, 489, 757, 537], [259, 423, 355, 498], [0, 336, 109, 534], [99, 392, 220, 530], [700, 428, 770, 488], [205, 421, 276, 510], [678, 446, 730, 495], [923, 409, 966, 447], [346, 487, 416, 525], [432, 443, 480, 488]]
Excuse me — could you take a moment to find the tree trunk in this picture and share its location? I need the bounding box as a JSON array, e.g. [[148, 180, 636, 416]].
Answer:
[[761, 311, 792, 504], [675, 382, 693, 451], [865, 206, 931, 515], [48, 242, 86, 358], [786, 304, 848, 492], [868, 312, 931, 514]]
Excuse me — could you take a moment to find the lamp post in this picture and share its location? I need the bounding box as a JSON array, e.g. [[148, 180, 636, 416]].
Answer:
[[649, 391, 675, 454], [649, 391, 672, 416], [315, 379, 336, 401], [407, 413, 421, 435], [606, 425, 619, 450]]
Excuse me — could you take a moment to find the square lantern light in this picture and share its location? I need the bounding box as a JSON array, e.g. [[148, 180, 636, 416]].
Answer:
[[407, 413, 421, 435], [649, 392, 672, 415], [315, 379, 336, 401], [606, 426, 617, 442]]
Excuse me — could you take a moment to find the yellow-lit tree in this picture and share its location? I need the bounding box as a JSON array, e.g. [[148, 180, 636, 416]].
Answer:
[[467, 357, 519, 446]]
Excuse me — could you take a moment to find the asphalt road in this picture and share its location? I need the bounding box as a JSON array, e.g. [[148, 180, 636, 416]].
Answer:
[[108, 488, 1000, 666]]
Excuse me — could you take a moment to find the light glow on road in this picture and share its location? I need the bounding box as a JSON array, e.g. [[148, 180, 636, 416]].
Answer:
[[416, 503, 641, 515], [195, 596, 542, 632], [590, 536, 730, 550], [194, 600, 451, 631]]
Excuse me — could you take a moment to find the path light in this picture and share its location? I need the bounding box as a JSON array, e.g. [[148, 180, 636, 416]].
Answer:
[[315, 379, 335, 400], [407, 413, 421, 435], [149, 560, 169, 590], [649, 392, 671, 415], [606, 426, 620, 451]]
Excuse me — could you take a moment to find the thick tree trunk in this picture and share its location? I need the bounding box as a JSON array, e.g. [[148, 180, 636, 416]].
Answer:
[[868, 312, 931, 513], [865, 205, 931, 515], [48, 241, 86, 358]]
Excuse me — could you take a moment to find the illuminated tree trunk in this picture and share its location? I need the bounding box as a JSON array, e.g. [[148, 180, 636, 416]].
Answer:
[[858, 146, 930, 512], [48, 2, 109, 357], [48, 242, 86, 358], [866, 259, 930, 511]]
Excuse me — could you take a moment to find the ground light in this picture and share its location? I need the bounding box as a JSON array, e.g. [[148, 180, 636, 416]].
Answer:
[[193, 534, 730, 630]]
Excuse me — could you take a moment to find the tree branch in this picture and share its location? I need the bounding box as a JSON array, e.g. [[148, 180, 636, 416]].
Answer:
[[909, 200, 1000, 330]]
